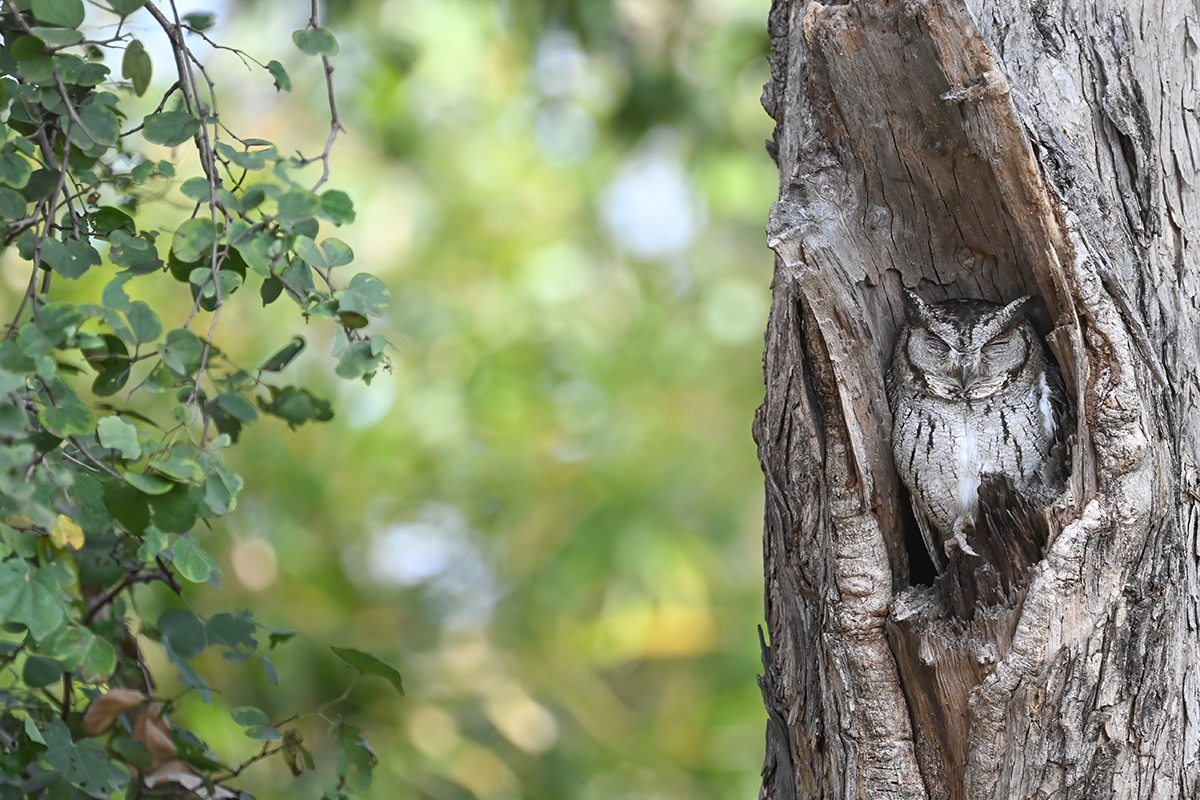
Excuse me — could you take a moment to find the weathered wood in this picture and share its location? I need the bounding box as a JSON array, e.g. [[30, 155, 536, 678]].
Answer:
[[755, 0, 1198, 797]]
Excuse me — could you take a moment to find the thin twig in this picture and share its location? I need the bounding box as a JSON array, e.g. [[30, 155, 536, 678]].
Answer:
[[294, 0, 346, 192]]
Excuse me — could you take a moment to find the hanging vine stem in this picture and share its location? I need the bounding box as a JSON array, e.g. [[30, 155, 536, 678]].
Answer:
[[297, 0, 345, 192]]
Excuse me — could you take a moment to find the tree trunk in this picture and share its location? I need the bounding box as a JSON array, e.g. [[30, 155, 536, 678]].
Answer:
[[754, 0, 1200, 797]]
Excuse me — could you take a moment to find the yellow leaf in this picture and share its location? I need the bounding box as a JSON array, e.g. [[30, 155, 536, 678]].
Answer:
[[51, 515, 85, 550]]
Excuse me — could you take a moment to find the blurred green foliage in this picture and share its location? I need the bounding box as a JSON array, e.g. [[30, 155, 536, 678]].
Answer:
[[121, 0, 775, 798]]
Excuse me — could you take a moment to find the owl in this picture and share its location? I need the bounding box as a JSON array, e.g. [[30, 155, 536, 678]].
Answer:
[[889, 290, 1065, 570]]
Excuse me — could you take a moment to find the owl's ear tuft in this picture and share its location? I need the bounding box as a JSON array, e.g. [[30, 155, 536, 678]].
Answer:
[[991, 295, 1031, 330], [902, 288, 934, 323]]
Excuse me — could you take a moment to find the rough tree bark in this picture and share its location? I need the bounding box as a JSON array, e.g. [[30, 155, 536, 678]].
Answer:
[[754, 0, 1200, 797]]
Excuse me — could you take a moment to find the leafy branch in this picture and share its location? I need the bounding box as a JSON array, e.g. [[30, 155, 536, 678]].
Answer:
[[0, 1, 401, 798]]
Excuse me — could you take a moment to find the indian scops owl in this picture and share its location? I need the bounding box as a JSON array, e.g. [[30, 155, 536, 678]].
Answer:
[[889, 290, 1065, 569]]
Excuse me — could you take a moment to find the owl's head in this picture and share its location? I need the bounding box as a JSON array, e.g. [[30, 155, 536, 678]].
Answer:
[[901, 290, 1034, 401]]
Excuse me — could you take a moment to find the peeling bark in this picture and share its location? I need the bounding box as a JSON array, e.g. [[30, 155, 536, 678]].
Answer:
[[754, 0, 1198, 797]]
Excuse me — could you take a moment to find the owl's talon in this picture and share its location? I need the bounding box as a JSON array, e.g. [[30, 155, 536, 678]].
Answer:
[[946, 515, 979, 557]]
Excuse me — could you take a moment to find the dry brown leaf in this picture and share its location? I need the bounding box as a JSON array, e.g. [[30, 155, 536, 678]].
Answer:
[[143, 760, 241, 799], [132, 704, 177, 764], [80, 688, 148, 736]]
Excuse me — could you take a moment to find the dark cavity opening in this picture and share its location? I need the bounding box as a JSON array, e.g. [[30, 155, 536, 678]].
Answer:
[[900, 484, 937, 586]]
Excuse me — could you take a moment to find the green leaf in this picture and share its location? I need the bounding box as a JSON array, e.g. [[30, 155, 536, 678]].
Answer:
[[76, 631, 116, 681], [201, 455, 241, 520], [158, 328, 206, 377], [30, 25, 81, 45], [182, 11, 215, 31], [39, 390, 96, 436], [137, 525, 167, 561], [40, 625, 116, 680], [0, 153, 31, 188], [107, 0, 146, 14], [125, 471, 174, 495], [277, 189, 320, 225], [162, 637, 210, 701], [335, 273, 391, 317], [188, 266, 243, 310], [38, 301, 85, 344], [75, 473, 113, 536], [74, 104, 121, 147], [23, 715, 45, 746], [216, 140, 278, 171], [110, 736, 154, 771], [235, 231, 274, 276], [331, 647, 404, 696], [334, 724, 376, 792], [97, 416, 141, 460], [319, 190, 356, 225], [206, 611, 255, 654], [267, 60, 291, 92], [0, 188, 25, 219], [31, 0, 85, 28], [267, 626, 295, 648], [126, 301, 162, 344], [23, 654, 63, 687], [92, 364, 130, 396], [108, 229, 161, 271], [180, 176, 211, 202], [294, 235, 325, 269], [158, 608, 206, 658], [40, 238, 91, 280], [293, 27, 340, 56], [335, 340, 384, 379], [260, 276, 283, 305], [257, 385, 333, 427], [259, 336, 306, 372], [121, 39, 152, 96], [169, 534, 218, 582], [321, 241, 352, 268], [246, 725, 282, 741], [231, 706, 268, 726], [10, 35, 45, 61], [215, 393, 257, 423], [142, 111, 201, 147], [262, 656, 280, 685], [91, 206, 135, 235], [42, 720, 129, 797], [150, 484, 199, 533], [20, 168, 57, 202], [172, 218, 216, 262], [100, 278, 133, 312], [0, 560, 67, 640], [149, 455, 203, 483]]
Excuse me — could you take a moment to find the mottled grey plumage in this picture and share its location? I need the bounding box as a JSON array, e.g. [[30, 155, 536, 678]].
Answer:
[[889, 290, 1065, 571]]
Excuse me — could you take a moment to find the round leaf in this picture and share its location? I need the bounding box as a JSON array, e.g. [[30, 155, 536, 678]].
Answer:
[[31, 0, 85, 28], [169, 534, 218, 583], [142, 112, 201, 147], [23, 655, 63, 688], [97, 416, 141, 460], [292, 27, 339, 56], [172, 218, 216, 262]]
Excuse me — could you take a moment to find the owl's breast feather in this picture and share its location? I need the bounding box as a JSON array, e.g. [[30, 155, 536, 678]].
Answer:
[[1035, 371, 1056, 438]]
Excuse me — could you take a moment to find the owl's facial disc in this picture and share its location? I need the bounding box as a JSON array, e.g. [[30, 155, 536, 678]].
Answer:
[[905, 329, 966, 399], [906, 323, 1032, 401], [963, 326, 1031, 399]]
